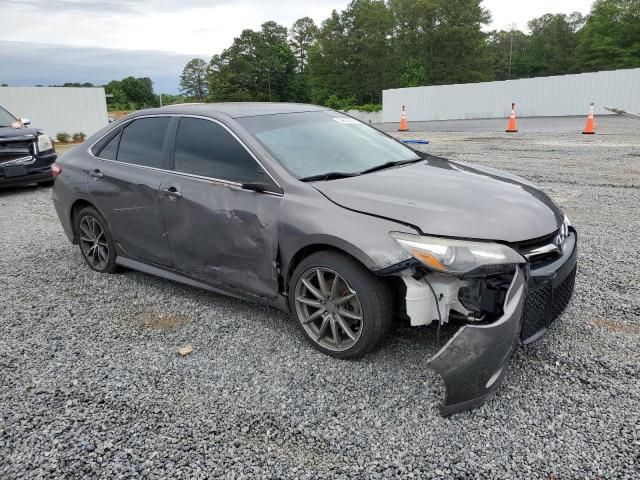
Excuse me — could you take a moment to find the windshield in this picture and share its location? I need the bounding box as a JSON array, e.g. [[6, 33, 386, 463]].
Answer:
[[0, 105, 18, 127], [237, 111, 420, 179]]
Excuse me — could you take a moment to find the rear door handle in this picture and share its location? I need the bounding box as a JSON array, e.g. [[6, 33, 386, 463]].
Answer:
[[89, 169, 103, 179], [161, 186, 182, 199]]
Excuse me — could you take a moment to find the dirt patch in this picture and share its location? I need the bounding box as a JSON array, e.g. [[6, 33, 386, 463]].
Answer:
[[136, 310, 190, 330], [591, 318, 640, 334]]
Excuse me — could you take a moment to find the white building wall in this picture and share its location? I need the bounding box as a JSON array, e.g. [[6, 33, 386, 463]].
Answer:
[[382, 68, 640, 123], [0, 87, 109, 136]]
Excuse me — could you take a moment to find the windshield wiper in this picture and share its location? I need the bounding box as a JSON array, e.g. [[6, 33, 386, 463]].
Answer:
[[299, 171, 360, 182], [358, 158, 423, 175]]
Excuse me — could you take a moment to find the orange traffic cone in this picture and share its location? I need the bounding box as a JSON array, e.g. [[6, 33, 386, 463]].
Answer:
[[398, 105, 409, 131], [506, 103, 518, 133], [583, 102, 595, 134]]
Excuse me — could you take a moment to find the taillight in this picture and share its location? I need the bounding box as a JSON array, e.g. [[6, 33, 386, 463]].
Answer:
[[51, 163, 62, 177]]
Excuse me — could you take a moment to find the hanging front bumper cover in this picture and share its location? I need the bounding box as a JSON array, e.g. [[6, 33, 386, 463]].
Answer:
[[427, 267, 527, 416]]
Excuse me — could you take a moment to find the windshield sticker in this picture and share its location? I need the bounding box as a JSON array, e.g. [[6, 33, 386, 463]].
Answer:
[[333, 118, 359, 124]]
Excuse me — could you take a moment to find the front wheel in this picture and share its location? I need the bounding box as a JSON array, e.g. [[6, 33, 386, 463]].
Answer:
[[74, 206, 118, 273], [289, 251, 392, 359]]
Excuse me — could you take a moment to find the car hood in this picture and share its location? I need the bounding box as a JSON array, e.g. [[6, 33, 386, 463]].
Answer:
[[312, 155, 563, 243], [0, 127, 39, 140]]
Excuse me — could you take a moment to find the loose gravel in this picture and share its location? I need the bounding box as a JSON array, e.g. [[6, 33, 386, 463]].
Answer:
[[1, 116, 639, 479]]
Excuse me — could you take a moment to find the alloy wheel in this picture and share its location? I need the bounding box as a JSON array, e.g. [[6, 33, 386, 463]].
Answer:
[[79, 215, 110, 270], [294, 267, 363, 352]]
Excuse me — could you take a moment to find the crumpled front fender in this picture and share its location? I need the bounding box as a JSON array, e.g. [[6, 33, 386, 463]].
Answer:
[[428, 267, 526, 416]]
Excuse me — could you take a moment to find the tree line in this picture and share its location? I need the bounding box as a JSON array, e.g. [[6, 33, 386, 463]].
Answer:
[[180, 0, 640, 108]]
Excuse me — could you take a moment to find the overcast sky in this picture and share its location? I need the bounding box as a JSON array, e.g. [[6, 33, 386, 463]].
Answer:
[[0, 0, 594, 93]]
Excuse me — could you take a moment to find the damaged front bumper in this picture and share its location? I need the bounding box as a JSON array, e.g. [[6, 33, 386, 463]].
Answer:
[[426, 231, 578, 416], [428, 267, 526, 416]]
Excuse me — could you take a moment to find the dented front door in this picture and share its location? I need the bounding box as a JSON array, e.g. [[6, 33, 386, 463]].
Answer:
[[159, 174, 282, 298]]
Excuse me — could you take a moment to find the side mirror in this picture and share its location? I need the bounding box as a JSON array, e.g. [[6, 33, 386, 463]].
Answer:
[[242, 181, 282, 194], [20, 118, 31, 126]]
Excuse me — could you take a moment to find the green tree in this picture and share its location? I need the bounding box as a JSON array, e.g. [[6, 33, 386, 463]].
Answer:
[[527, 13, 584, 76], [399, 60, 427, 87], [290, 17, 319, 73], [309, 0, 397, 104], [58, 82, 96, 87], [485, 29, 533, 80], [577, 0, 640, 71], [120, 76, 155, 106], [388, 0, 491, 85], [207, 22, 299, 102], [180, 58, 209, 100], [104, 77, 155, 110], [104, 80, 127, 106]]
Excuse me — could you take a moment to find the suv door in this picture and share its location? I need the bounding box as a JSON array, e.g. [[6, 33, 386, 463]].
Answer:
[[159, 116, 282, 298], [87, 116, 173, 267]]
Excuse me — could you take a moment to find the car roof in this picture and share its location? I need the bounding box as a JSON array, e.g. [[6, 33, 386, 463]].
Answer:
[[135, 102, 328, 119]]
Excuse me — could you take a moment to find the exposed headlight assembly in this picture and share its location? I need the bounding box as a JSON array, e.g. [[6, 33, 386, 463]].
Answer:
[[390, 232, 525, 274], [37, 134, 53, 153]]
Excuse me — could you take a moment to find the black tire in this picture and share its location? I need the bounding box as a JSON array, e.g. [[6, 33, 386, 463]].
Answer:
[[289, 251, 393, 359], [38, 180, 55, 187], [74, 206, 118, 274]]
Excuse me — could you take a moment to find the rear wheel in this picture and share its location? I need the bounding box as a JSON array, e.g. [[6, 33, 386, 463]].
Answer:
[[74, 206, 118, 273], [38, 180, 54, 187], [289, 251, 392, 359]]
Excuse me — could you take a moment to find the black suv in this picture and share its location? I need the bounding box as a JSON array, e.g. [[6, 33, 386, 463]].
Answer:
[[0, 104, 57, 188]]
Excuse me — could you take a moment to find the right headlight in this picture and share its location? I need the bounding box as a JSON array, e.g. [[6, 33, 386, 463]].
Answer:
[[390, 232, 525, 274], [37, 134, 54, 153]]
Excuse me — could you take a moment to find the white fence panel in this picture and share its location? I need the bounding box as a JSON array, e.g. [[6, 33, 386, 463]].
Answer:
[[382, 69, 640, 122], [0, 87, 109, 136]]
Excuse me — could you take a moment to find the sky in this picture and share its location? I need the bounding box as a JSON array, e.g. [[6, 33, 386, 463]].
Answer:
[[0, 0, 594, 93]]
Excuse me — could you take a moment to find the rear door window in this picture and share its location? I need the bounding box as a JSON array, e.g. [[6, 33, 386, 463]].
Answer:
[[173, 117, 266, 184], [117, 117, 171, 168]]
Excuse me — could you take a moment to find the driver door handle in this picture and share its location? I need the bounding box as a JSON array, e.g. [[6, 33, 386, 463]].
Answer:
[[89, 169, 103, 179], [161, 186, 182, 199]]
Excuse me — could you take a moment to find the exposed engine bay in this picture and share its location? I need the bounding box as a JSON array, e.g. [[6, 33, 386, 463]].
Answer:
[[401, 268, 515, 328]]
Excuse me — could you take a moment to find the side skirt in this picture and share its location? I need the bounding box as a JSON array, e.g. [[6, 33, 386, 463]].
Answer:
[[115, 256, 289, 311]]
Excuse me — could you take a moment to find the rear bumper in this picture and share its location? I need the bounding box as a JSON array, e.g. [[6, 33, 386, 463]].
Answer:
[[428, 231, 578, 416]]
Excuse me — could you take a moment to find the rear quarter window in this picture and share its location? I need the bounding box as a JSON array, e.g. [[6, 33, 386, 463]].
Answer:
[[96, 131, 121, 160]]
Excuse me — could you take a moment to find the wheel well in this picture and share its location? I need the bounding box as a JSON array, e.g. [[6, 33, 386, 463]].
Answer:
[[283, 244, 378, 294], [283, 244, 402, 317], [69, 199, 94, 243]]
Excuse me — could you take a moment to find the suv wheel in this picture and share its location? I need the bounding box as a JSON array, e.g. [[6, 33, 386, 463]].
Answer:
[[75, 206, 118, 273], [289, 251, 392, 359]]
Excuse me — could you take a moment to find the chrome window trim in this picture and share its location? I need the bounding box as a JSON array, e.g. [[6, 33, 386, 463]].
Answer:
[[87, 113, 283, 195]]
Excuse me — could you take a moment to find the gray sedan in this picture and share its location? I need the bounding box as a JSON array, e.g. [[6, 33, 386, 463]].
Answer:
[[52, 103, 577, 415]]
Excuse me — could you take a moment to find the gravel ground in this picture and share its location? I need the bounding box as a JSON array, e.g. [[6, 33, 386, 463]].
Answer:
[[1, 116, 639, 479]]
